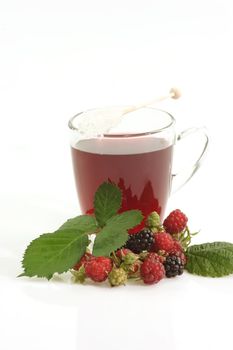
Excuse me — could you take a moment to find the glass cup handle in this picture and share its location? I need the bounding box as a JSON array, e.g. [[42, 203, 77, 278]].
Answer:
[[172, 127, 209, 193]]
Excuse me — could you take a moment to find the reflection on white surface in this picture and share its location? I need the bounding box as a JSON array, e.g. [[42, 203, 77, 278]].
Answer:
[[1, 266, 233, 350], [0, 192, 232, 350]]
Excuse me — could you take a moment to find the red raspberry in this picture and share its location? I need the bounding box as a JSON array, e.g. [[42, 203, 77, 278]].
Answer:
[[153, 232, 174, 253], [73, 252, 93, 271], [85, 257, 113, 282], [172, 240, 183, 252], [140, 259, 165, 284], [146, 252, 166, 264], [163, 209, 188, 234]]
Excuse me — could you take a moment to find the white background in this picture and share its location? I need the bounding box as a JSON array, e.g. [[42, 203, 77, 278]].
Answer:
[[1, 1, 233, 349]]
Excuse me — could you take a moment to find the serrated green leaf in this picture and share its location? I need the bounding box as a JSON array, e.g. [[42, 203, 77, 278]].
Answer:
[[93, 228, 128, 257], [106, 210, 143, 231], [93, 210, 143, 256], [58, 214, 97, 232], [185, 242, 233, 277], [94, 182, 122, 227], [22, 229, 89, 279], [17, 272, 26, 278]]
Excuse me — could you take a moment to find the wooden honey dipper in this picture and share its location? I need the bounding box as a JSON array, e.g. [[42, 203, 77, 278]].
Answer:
[[122, 87, 181, 115]]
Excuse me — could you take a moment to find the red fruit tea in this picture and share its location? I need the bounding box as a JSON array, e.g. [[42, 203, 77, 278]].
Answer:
[[71, 136, 173, 224]]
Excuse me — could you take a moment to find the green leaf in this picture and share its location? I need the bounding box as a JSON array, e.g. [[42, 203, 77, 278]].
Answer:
[[22, 228, 91, 279], [106, 210, 143, 231], [58, 214, 97, 233], [93, 228, 128, 258], [93, 210, 143, 256], [185, 242, 233, 277], [94, 182, 122, 227]]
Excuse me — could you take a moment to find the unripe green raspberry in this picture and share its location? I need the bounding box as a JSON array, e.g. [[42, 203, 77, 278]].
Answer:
[[122, 252, 138, 265], [108, 267, 127, 287], [146, 211, 162, 232], [70, 265, 86, 283]]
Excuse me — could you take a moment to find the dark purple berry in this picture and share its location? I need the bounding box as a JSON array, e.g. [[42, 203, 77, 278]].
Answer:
[[125, 228, 154, 254], [164, 253, 184, 278]]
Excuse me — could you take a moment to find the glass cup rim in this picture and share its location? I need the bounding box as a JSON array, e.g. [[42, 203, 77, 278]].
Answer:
[[68, 106, 176, 138]]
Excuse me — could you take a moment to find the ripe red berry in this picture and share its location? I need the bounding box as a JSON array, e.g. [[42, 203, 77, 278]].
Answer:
[[85, 256, 113, 282], [163, 209, 188, 234], [73, 252, 93, 271], [153, 232, 174, 253], [172, 240, 183, 252], [146, 252, 166, 264], [140, 259, 165, 284]]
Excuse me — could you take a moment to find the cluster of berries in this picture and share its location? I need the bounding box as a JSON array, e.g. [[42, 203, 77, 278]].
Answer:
[[71, 209, 189, 286]]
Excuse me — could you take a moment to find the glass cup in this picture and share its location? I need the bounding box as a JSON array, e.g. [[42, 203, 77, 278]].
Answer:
[[68, 107, 208, 224]]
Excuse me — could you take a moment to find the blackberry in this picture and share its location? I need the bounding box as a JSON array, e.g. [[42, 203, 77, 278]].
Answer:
[[125, 228, 154, 254], [164, 253, 184, 278]]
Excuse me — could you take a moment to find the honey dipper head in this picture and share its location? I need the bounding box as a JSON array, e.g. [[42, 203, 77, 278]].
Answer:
[[170, 87, 181, 99]]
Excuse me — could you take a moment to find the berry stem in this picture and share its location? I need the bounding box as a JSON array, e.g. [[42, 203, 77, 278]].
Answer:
[[111, 251, 121, 267], [179, 227, 200, 250]]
